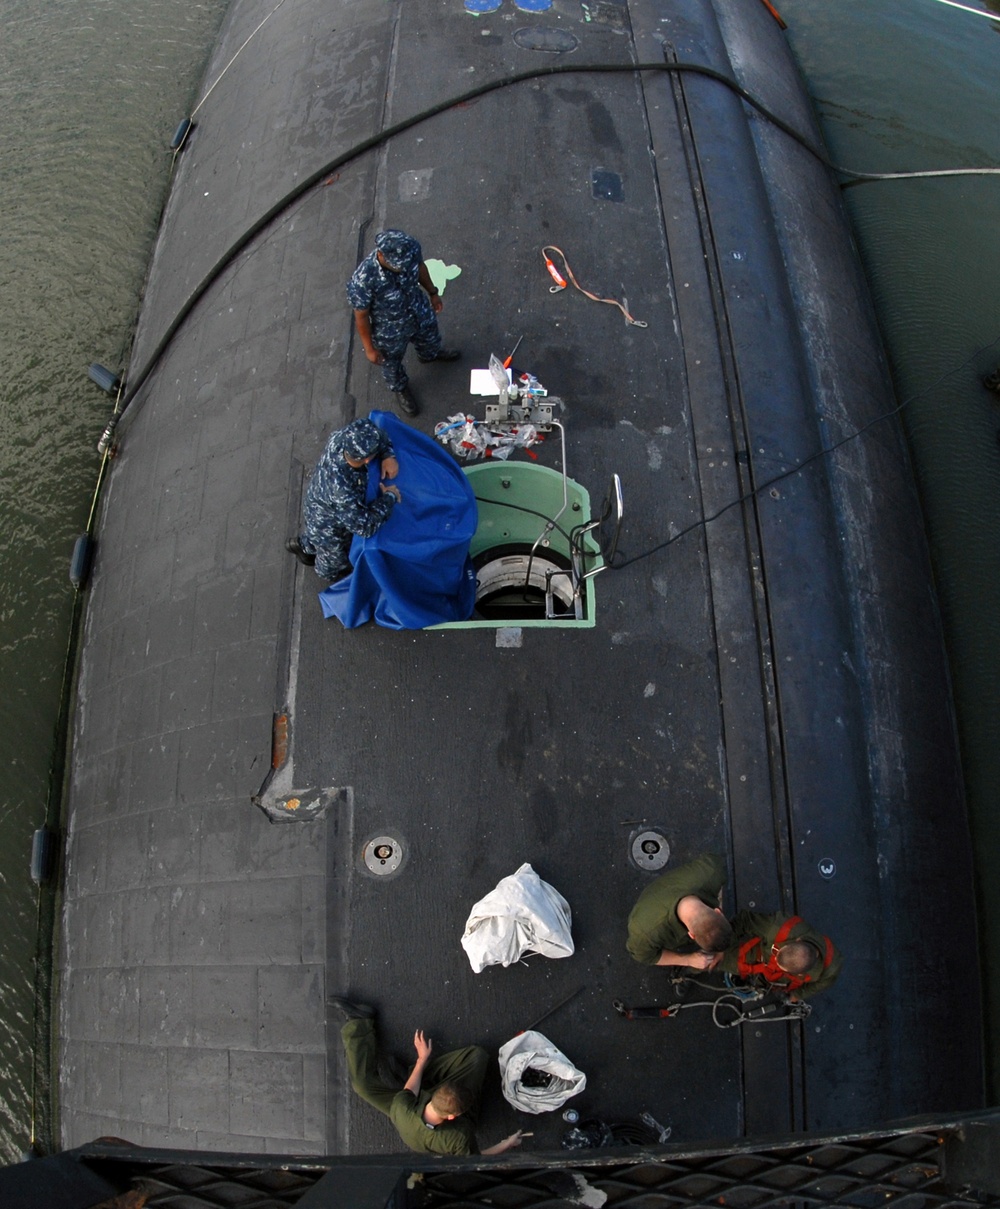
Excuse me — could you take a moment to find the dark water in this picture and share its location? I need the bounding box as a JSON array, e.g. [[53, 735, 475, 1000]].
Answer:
[[0, 0, 229, 1161], [0, 0, 998, 1162]]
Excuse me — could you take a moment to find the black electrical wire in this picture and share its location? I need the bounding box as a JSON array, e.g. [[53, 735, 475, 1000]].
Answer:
[[472, 494, 575, 546], [102, 56, 1000, 575], [106, 63, 759, 434], [609, 329, 1000, 571], [104, 57, 919, 441], [473, 493, 574, 602]]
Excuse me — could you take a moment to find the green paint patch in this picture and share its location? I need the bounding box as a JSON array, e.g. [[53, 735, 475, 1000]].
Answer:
[[425, 259, 462, 295]]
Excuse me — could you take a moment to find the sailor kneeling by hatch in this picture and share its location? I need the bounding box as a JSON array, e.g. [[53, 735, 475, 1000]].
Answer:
[[287, 418, 400, 583]]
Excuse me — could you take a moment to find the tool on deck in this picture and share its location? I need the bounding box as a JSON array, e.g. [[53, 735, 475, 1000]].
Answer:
[[483, 353, 556, 430], [613, 1000, 679, 1021], [523, 985, 585, 1034], [613, 992, 811, 1029], [503, 334, 523, 369]]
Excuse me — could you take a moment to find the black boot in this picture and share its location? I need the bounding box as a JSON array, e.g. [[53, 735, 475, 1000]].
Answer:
[[327, 996, 376, 1023], [286, 539, 315, 566], [393, 385, 419, 416]]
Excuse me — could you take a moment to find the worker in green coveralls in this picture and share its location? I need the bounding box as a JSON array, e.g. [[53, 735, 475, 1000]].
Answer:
[[329, 998, 524, 1156], [719, 910, 842, 1001], [626, 852, 733, 969]]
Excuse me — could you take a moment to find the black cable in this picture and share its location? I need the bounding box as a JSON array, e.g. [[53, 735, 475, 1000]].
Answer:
[[609, 330, 1000, 571], [608, 1120, 660, 1145], [105, 59, 836, 439], [472, 493, 577, 601], [102, 56, 1000, 575], [570, 522, 592, 567], [472, 494, 574, 546]]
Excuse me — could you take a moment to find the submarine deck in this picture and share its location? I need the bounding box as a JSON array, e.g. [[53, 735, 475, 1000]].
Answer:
[[58, 0, 982, 1157]]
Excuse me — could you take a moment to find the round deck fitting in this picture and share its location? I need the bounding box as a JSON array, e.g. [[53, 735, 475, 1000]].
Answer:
[[629, 829, 670, 872], [361, 833, 406, 878]]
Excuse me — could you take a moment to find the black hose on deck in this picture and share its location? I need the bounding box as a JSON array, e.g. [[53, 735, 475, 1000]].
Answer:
[[104, 60, 832, 438], [99, 57, 1000, 573]]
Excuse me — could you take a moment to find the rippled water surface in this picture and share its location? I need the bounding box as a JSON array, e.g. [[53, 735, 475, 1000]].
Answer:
[[0, 0, 228, 1161], [0, 0, 998, 1163]]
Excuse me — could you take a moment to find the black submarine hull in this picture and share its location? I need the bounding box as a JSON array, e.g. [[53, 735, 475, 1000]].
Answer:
[[56, 0, 981, 1156]]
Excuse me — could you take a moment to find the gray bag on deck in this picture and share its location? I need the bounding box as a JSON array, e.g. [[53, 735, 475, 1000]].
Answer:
[[498, 1029, 587, 1113]]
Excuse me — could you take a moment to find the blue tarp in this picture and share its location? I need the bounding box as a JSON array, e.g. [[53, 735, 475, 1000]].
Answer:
[[318, 411, 478, 629]]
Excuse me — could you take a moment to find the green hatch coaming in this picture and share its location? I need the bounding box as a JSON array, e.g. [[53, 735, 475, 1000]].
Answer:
[[431, 461, 602, 630]]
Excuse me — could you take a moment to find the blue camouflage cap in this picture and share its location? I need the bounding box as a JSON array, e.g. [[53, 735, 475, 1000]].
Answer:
[[341, 418, 382, 461], [375, 228, 421, 271]]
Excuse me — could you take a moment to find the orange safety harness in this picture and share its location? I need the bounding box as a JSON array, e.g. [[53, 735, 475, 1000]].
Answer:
[[736, 915, 834, 991]]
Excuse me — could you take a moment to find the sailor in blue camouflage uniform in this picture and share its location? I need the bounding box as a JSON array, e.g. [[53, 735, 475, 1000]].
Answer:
[[347, 229, 459, 417], [287, 418, 401, 582]]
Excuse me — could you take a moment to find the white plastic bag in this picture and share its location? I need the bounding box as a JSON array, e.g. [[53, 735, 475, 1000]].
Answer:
[[460, 862, 574, 973], [498, 1029, 587, 1113]]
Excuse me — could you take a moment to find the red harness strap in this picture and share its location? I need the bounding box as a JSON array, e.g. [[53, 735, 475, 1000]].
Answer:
[[736, 916, 833, 990]]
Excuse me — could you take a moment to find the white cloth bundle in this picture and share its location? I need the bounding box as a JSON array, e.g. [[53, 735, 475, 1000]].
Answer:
[[460, 862, 574, 973]]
